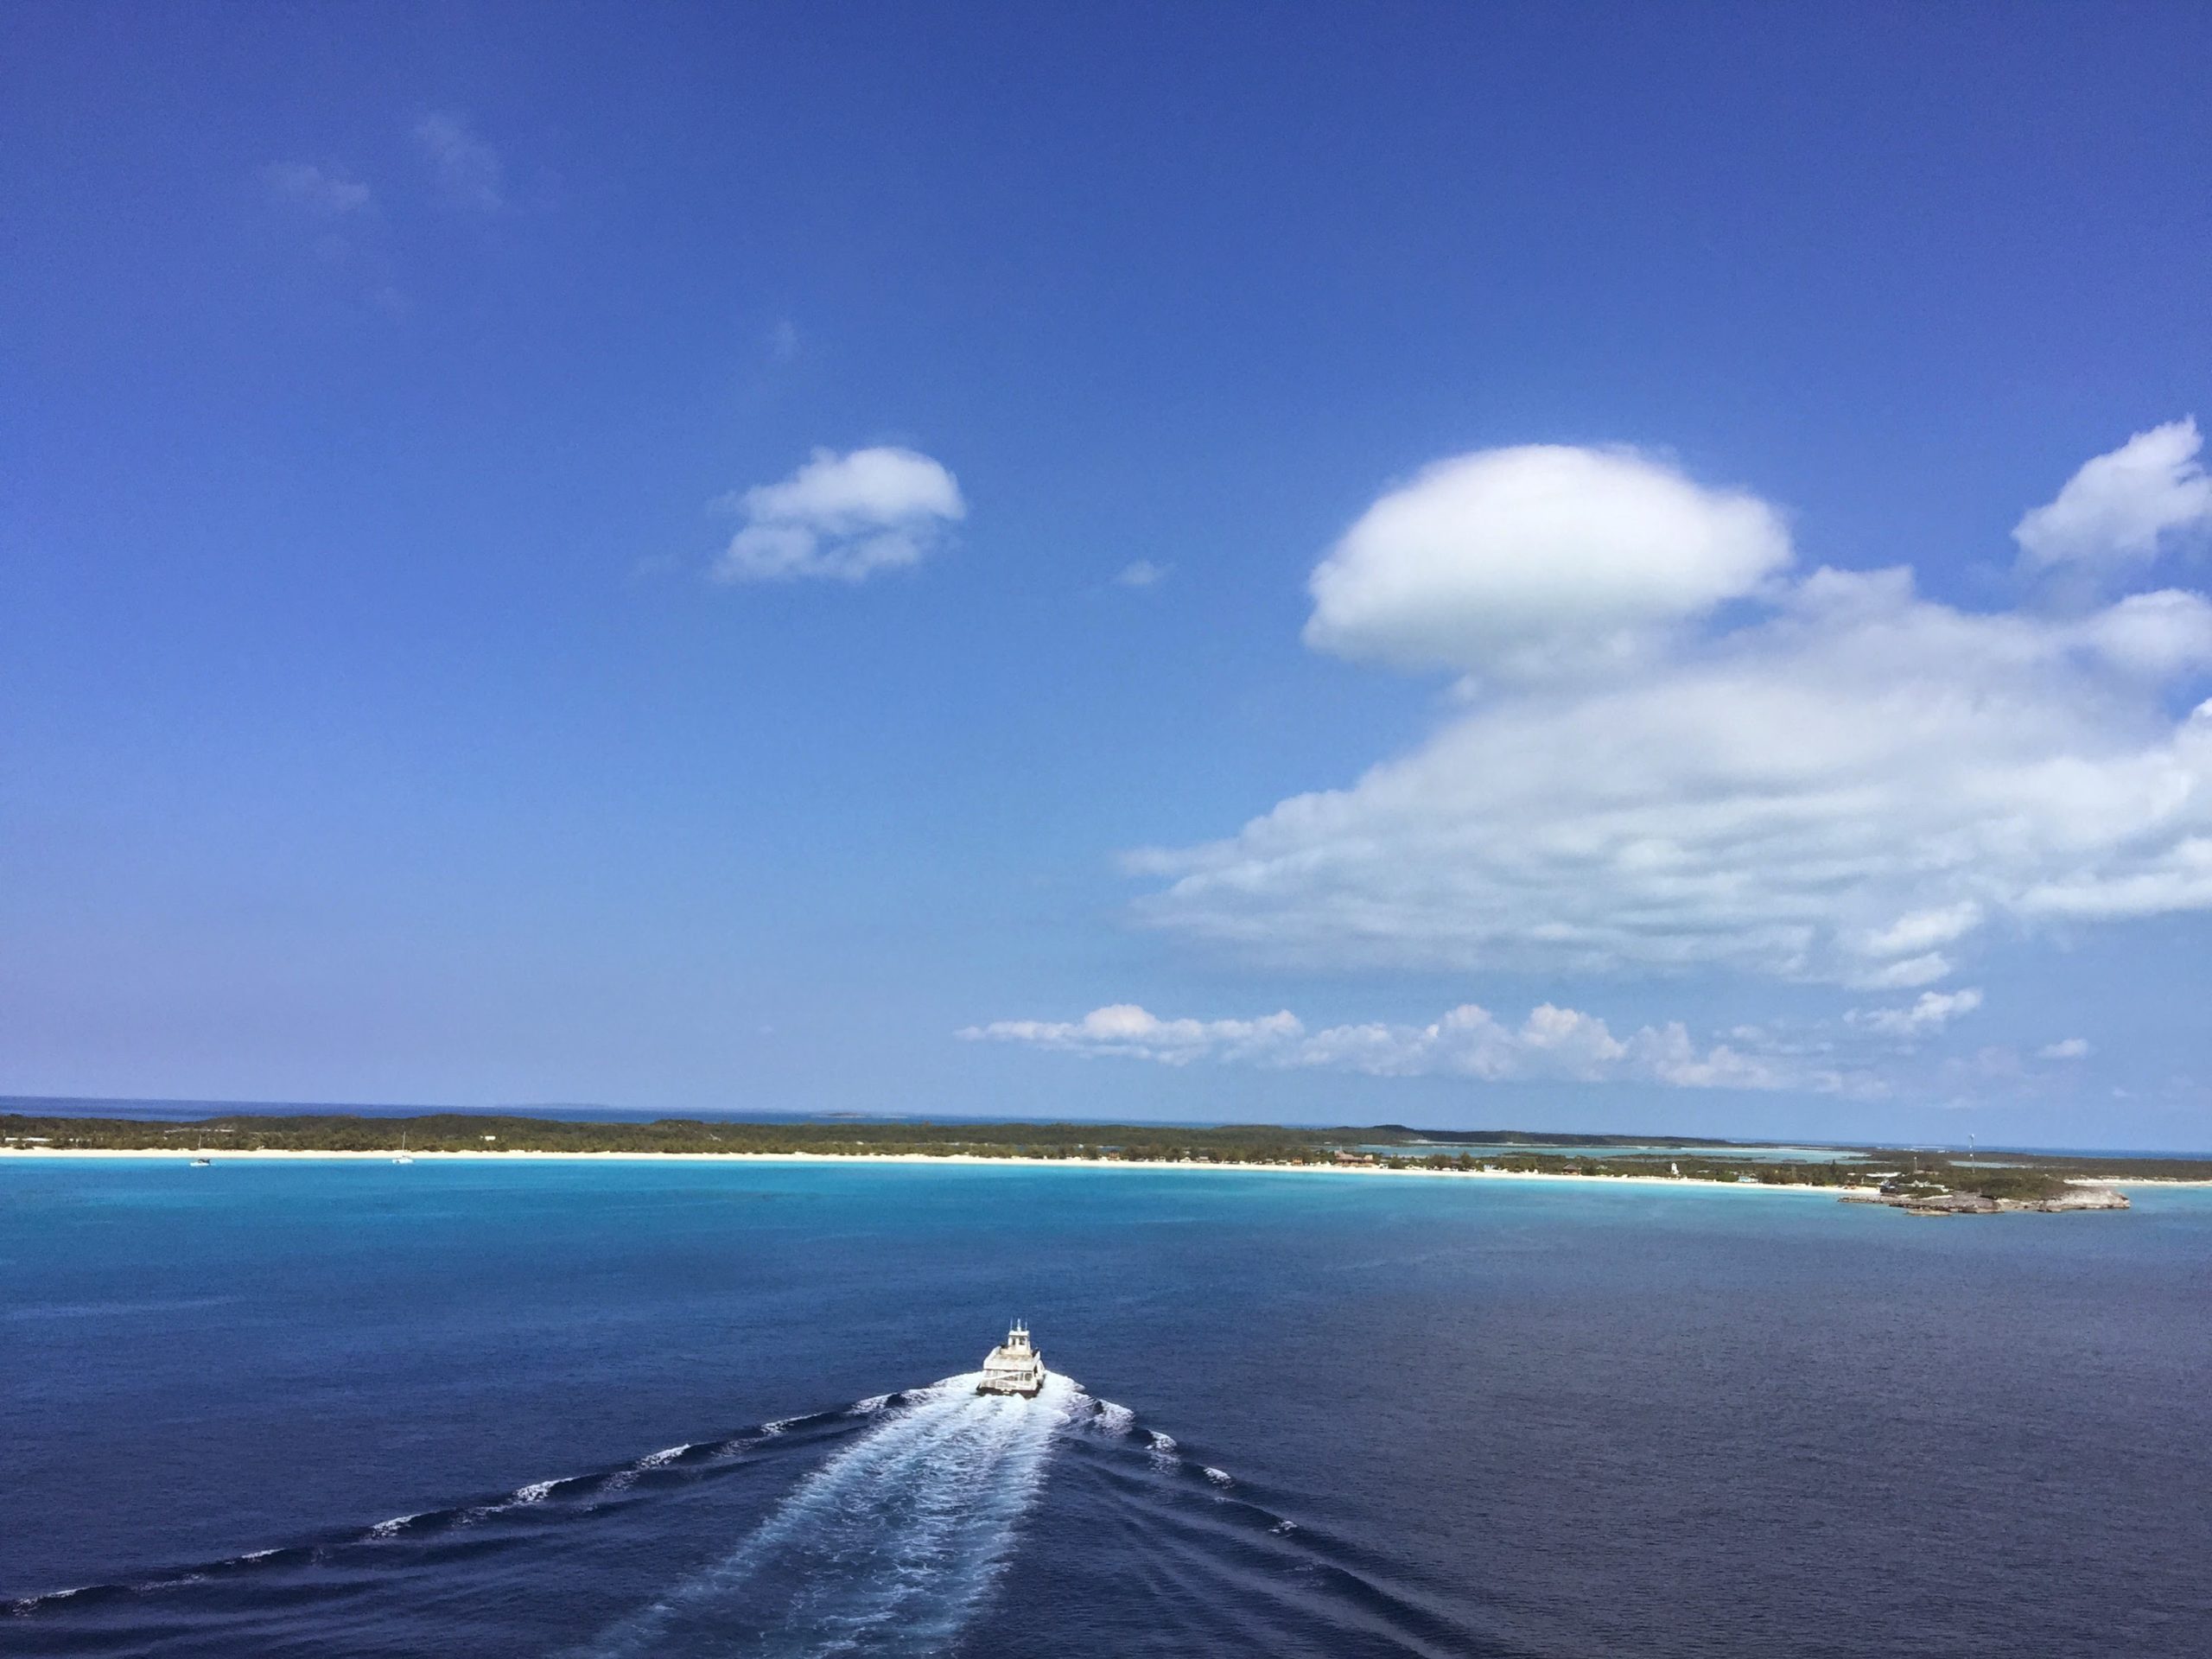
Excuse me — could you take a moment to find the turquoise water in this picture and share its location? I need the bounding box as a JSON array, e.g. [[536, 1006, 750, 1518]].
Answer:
[[5, 1159, 2209, 1656]]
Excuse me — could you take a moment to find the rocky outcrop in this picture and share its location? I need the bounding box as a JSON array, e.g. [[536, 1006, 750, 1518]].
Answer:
[[1842, 1185, 2130, 1217]]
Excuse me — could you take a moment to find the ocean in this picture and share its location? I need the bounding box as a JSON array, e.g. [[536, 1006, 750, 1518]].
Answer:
[[4, 1159, 2209, 1656]]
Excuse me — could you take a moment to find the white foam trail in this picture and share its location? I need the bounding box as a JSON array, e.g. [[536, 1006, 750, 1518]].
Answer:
[[458, 1474, 577, 1523], [1090, 1399, 1136, 1436], [760, 1415, 800, 1436], [584, 1372, 1079, 1658], [1203, 1465, 1234, 1487], [607, 1441, 693, 1490], [1147, 1428, 1178, 1470], [10, 1587, 83, 1614], [366, 1514, 418, 1539], [851, 1393, 893, 1414]]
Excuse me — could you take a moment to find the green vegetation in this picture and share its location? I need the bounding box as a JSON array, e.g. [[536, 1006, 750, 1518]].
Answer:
[[0, 1111, 1349, 1165], [1926, 1164, 2071, 1202], [1362, 1125, 1742, 1148], [3, 1111, 2202, 1193]]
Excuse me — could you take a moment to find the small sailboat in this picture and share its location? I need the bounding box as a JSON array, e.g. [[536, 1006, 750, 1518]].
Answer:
[[393, 1133, 414, 1166], [977, 1322, 1046, 1397]]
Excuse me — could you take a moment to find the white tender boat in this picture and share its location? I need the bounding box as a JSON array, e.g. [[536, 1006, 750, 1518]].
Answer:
[[977, 1322, 1046, 1397]]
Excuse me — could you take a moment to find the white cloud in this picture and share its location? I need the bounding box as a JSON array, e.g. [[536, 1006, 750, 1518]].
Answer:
[[960, 1001, 1826, 1090], [1848, 952, 1958, 991], [711, 447, 965, 584], [2013, 418, 2212, 570], [2077, 588, 2212, 677], [1856, 903, 1983, 959], [1133, 433, 2212, 985], [412, 113, 505, 212], [959, 1003, 1302, 1067], [2038, 1037, 2092, 1060], [1304, 445, 1791, 678], [1114, 559, 1170, 589], [261, 162, 371, 216], [1848, 988, 1984, 1038]]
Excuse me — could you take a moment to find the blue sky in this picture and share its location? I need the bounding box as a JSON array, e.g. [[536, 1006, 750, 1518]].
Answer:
[[5, 3, 2210, 1146]]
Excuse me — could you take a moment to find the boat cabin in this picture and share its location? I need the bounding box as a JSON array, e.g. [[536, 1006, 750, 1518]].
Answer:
[[977, 1321, 1047, 1397]]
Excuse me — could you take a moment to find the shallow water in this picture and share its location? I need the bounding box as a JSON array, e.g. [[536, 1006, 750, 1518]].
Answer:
[[4, 1160, 2209, 1656]]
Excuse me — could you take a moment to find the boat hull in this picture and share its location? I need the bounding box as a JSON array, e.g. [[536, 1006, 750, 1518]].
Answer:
[[976, 1377, 1045, 1398]]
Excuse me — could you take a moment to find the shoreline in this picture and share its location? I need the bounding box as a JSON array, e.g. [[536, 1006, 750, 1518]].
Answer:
[[4, 1147, 2204, 1189], [0, 1144, 1864, 1191]]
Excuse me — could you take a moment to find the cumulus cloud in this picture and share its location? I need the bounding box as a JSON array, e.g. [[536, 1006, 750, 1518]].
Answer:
[[412, 112, 505, 212], [1304, 445, 1791, 678], [2077, 588, 2212, 677], [1847, 988, 1985, 1038], [960, 1001, 1821, 1090], [2013, 418, 2212, 570], [1114, 559, 1170, 589], [2038, 1037, 2092, 1059], [261, 162, 372, 216], [1132, 431, 2212, 985], [712, 447, 964, 584]]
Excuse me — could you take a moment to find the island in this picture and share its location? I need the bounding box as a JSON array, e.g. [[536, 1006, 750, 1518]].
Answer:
[[3, 1106, 2201, 1215]]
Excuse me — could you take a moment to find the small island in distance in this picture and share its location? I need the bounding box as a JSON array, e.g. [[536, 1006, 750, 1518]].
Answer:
[[5, 1105, 2200, 1216]]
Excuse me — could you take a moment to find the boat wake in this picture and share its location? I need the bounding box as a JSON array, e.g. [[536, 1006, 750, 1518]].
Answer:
[[2, 1409, 836, 1623], [580, 1370, 1082, 1658], [7, 1376, 1446, 1658]]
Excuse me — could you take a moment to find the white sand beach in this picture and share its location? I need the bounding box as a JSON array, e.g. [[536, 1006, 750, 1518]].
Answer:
[[8, 1145, 2203, 1188], [0, 1144, 1892, 1192]]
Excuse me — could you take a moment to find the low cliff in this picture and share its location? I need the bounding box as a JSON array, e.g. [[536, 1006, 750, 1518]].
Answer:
[[1843, 1185, 2130, 1217]]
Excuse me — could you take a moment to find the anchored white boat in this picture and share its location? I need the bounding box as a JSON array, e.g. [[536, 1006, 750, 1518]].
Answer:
[[977, 1322, 1046, 1397]]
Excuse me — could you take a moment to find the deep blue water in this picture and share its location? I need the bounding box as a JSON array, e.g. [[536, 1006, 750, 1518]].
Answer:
[[4, 1160, 2209, 1657]]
